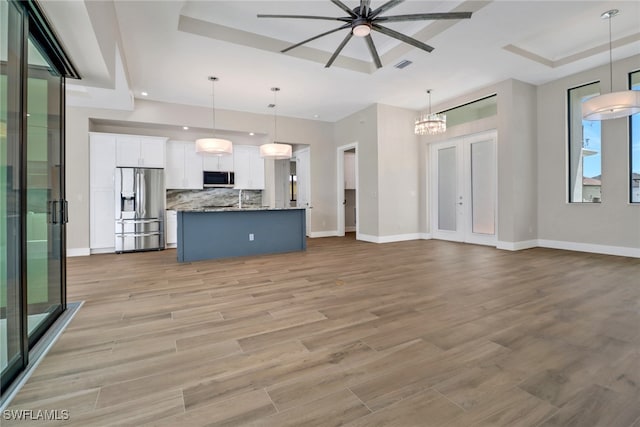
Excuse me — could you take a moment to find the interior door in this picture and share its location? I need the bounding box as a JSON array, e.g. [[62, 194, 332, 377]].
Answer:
[[430, 131, 497, 246], [295, 148, 311, 237]]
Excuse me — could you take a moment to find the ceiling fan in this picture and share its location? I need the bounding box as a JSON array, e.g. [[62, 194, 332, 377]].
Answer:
[[257, 0, 472, 69]]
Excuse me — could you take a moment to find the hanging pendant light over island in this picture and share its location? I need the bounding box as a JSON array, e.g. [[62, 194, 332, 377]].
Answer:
[[260, 87, 292, 159], [196, 76, 233, 155]]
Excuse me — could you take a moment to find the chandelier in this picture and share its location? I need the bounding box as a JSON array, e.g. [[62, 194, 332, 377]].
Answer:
[[415, 90, 446, 135]]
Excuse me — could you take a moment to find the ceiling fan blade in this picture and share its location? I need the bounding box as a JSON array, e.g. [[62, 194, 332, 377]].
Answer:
[[330, 0, 358, 18], [372, 23, 434, 52], [282, 23, 351, 53], [365, 34, 382, 69], [360, 0, 371, 16], [257, 14, 350, 22], [325, 32, 353, 68], [369, 0, 405, 19], [375, 12, 473, 23]]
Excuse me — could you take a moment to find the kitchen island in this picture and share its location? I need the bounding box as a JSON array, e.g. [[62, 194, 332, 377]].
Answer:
[[176, 208, 306, 262]]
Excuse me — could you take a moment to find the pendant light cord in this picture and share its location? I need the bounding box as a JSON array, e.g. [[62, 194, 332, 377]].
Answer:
[[608, 15, 613, 93], [211, 78, 217, 137], [271, 87, 280, 144]]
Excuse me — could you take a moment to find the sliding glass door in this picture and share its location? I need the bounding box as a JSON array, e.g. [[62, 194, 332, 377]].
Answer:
[[26, 36, 65, 343], [1, 0, 76, 397], [1, 0, 24, 390]]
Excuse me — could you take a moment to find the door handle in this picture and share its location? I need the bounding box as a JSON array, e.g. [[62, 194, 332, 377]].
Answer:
[[63, 200, 69, 224], [457, 202, 463, 205], [50, 200, 58, 224]]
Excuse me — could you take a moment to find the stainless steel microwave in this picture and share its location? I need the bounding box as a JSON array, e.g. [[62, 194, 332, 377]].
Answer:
[[203, 171, 234, 188]]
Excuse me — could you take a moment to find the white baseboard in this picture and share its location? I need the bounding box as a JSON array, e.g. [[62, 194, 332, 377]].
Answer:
[[309, 230, 338, 238], [67, 248, 90, 257], [419, 233, 432, 240], [497, 240, 538, 251], [345, 226, 356, 232], [89, 248, 114, 255], [358, 233, 423, 244], [537, 239, 640, 258]]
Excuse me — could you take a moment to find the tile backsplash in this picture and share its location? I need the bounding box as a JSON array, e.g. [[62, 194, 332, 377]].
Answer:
[[166, 188, 263, 210]]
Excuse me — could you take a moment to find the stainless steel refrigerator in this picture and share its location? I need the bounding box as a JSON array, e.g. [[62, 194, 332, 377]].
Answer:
[[115, 167, 165, 253]]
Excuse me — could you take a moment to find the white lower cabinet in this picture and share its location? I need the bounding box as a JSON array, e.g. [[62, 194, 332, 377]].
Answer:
[[166, 210, 177, 248], [90, 188, 115, 251]]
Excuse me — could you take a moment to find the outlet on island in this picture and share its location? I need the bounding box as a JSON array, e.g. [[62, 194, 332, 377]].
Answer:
[[249, 233, 254, 241]]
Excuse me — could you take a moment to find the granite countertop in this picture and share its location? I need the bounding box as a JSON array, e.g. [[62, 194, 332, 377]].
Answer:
[[176, 206, 305, 212]]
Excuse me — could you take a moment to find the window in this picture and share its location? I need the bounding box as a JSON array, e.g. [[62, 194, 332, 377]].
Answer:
[[568, 82, 601, 203], [630, 70, 640, 203], [441, 94, 497, 128]]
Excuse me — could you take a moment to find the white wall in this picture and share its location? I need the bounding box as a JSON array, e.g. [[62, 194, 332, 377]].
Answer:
[[537, 54, 640, 252], [66, 99, 335, 252]]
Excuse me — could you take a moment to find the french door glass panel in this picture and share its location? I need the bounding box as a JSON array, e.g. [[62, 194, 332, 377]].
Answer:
[[437, 147, 457, 232], [470, 139, 496, 235], [26, 37, 63, 341]]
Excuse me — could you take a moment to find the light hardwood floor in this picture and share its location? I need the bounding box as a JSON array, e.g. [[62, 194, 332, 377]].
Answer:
[[6, 236, 640, 426]]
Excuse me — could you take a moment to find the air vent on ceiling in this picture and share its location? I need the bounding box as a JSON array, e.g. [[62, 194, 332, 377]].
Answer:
[[394, 59, 413, 69], [268, 103, 276, 108]]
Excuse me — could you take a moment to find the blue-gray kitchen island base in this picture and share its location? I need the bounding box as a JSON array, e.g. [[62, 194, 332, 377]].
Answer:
[[177, 208, 306, 262]]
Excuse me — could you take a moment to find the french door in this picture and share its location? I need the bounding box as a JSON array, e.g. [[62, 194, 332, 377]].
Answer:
[[430, 131, 497, 246]]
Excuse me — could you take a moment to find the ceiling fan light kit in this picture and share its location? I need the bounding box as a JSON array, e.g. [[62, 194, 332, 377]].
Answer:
[[196, 76, 233, 155], [261, 87, 293, 160], [415, 89, 446, 135], [258, 0, 472, 69], [582, 9, 640, 121]]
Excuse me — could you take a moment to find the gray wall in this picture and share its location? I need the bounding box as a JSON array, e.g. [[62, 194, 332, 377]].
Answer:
[[376, 104, 420, 237], [67, 55, 640, 254], [537, 54, 640, 249], [334, 104, 379, 237]]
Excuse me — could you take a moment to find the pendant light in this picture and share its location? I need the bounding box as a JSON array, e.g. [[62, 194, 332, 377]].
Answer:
[[195, 76, 233, 155], [415, 89, 446, 135], [260, 87, 292, 159], [582, 9, 640, 120]]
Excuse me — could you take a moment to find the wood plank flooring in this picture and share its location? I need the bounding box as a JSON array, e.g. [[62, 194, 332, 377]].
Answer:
[[6, 236, 640, 426]]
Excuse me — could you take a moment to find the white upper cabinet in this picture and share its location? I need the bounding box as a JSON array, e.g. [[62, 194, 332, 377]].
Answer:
[[344, 152, 356, 190], [89, 133, 116, 189], [202, 152, 234, 172], [166, 140, 203, 189], [115, 135, 166, 167], [234, 145, 264, 190]]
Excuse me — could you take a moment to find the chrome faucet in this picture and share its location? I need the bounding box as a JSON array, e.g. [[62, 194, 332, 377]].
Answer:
[[238, 189, 243, 209]]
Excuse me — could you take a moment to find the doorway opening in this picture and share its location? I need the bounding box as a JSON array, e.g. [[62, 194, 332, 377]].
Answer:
[[292, 147, 311, 237], [337, 143, 359, 238]]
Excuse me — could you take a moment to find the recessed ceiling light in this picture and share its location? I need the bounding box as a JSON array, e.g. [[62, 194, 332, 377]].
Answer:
[[313, 114, 319, 118], [183, 126, 189, 130], [249, 132, 255, 136], [141, 91, 148, 96]]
